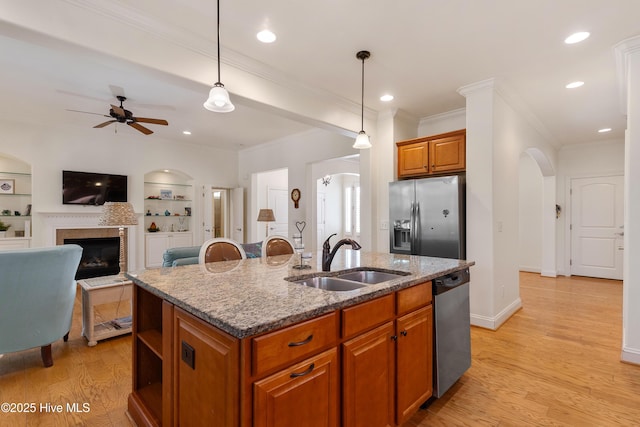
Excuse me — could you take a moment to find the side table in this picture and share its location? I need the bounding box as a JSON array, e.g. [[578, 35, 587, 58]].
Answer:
[[78, 276, 133, 346]]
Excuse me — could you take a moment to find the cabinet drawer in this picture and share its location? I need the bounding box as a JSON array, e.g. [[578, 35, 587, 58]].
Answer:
[[252, 312, 338, 376], [396, 282, 432, 315], [342, 294, 394, 339]]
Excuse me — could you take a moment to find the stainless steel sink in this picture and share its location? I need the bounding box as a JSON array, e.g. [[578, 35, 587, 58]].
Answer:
[[287, 268, 409, 291], [336, 269, 408, 284], [292, 276, 366, 292]]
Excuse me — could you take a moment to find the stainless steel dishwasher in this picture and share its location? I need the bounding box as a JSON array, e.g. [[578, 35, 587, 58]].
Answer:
[[432, 268, 471, 398]]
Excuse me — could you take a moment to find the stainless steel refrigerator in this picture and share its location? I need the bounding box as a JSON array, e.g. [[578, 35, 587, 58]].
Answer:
[[389, 175, 465, 259]]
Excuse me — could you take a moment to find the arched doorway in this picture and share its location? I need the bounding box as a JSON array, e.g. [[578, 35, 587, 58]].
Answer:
[[519, 147, 557, 277]]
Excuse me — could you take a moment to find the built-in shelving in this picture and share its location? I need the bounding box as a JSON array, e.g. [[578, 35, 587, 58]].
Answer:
[[143, 170, 194, 268], [0, 161, 33, 242]]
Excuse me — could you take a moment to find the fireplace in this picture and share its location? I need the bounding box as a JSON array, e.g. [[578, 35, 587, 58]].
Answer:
[[56, 227, 129, 280], [65, 237, 120, 279]]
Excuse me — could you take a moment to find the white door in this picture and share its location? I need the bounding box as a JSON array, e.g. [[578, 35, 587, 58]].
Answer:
[[570, 176, 624, 279], [267, 187, 288, 237], [230, 187, 244, 243], [203, 186, 230, 241], [203, 185, 213, 241]]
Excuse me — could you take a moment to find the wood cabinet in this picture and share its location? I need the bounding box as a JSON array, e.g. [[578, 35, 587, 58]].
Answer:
[[128, 285, 173, 427], [395, 305, 433, 425], [397, 129, 465, 179], [253, 348, 339, 427], [343, 322, 395, 427], [342, 282, 433, 427], [130, 280, 434, 427], [173, 307, 239, 427]]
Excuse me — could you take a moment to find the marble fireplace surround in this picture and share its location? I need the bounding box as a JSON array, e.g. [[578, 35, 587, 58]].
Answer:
[[42, 212, 139, 273]]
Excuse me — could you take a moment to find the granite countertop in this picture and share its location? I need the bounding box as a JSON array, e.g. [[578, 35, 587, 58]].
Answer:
[[126, 250, 474, 339]]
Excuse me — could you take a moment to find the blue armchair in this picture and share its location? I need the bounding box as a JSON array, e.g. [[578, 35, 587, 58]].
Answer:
[[0, 244, 82, 367]]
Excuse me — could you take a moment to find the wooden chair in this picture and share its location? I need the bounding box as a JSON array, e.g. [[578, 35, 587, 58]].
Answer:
[[198, 238, 246, 264], [262, 235, 295, 257]]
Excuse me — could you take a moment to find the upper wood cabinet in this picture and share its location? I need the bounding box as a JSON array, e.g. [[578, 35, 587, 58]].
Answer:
[[397, 129, 466, 179]]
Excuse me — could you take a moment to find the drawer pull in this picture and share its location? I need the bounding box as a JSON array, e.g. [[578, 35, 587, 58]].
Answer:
[[401, 330, 408, 337], [288, 334, 313, 347], [290, 363, 315, 378]]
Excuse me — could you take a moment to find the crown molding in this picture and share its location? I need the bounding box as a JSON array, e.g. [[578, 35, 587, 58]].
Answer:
[[419, 108, 465, 126], [62, 0, 365, 117], [614, 34, 640, 115]]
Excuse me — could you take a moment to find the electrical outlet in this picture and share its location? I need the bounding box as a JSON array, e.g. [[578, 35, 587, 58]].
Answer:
[[381, 221, 389, 230], [181, 341, 195, 369]]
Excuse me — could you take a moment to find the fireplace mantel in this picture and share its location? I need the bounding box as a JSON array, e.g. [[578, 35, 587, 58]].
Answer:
[[41, 211, 139, 272]]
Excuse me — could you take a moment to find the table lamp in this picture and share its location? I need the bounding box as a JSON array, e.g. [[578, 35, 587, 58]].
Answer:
[[257, 208, 275, 238], [98, 202, 138, 280]]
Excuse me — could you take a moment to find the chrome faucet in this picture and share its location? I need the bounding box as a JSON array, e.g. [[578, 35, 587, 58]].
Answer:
[[322, 233, 362, 271]]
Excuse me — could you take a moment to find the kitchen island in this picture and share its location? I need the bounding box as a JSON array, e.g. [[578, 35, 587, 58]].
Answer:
[[126, 250, 473, 427]]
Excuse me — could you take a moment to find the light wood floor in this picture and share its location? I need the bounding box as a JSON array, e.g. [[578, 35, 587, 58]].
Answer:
[[1, 273, 639, 426]]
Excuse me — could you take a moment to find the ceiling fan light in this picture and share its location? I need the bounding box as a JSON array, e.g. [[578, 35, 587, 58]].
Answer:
[[203, 83, 235, 112], [353, 131, 371, 149]]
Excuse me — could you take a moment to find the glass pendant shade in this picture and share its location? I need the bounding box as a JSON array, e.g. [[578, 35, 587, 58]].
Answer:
[[203, 83, 235, 112], [353, 130, 371, 149]]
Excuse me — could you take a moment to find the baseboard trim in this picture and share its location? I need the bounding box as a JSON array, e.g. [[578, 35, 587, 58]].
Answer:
[[621, 347, 640, 366], [519, 266, 540, 273], [471, 298, 522, 331], [540, 270, 557, 277]]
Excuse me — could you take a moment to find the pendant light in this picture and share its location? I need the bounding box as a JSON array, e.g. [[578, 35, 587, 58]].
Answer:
[[353, 50, 371, 149], [203, 0, 235, 112]]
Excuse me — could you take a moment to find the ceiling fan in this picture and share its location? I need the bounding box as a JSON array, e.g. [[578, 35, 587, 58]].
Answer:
[[70, 96, 169, 135]]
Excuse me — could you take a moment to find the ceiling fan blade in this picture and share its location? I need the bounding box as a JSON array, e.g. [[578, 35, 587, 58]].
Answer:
[[111, 104, 126, 117], [66, 109, 110, 118], [134, 117, 168, 126], [128, 122, 153, 135], [58, 89, 110, 103], [94, 120, 117, 128]]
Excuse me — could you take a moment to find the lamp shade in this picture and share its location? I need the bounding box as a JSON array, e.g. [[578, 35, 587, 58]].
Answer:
[[257, 209, 275, 222], [353, 130, 372, 149], [98, 202, 138, 226], [203, 83, 235, 113]]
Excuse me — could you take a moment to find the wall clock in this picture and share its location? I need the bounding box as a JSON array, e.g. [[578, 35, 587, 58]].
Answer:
[[291, 188, 301, 208]]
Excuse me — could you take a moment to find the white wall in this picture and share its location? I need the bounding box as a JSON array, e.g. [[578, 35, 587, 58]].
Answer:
[[252, 168, 287, 242], [0, 119, 239, 269], [459, 79, 558, 329], [418, 109, 466, 136], [519, 153, 543, 272], [238, 128, 357, 248]]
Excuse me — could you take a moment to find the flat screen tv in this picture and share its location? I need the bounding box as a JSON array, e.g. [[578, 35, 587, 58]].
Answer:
[[62, 170, 128, 205]]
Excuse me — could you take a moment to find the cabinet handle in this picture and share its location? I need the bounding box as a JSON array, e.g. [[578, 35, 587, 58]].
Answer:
[[290, 363, 315, 378], [288, 334, 313, 347], [401, 330, 408, 337], [391, 335, 398, 341], [432, 164, 435, 169]]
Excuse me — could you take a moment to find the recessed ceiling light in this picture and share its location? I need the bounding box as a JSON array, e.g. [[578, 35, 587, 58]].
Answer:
[[380, 94, 394, 102], [565, 81, 584, 89], [257, 30, 276, 43], [598, 128, 612, 133], [183, 130, 192, 135], [163, 169, 170, 173], [565, 32, 590, 44]]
